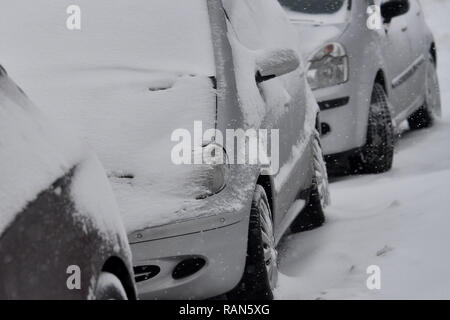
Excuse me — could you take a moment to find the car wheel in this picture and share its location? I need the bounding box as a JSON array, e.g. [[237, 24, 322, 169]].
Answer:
[[94, 272, 128, 300], [227, 185, 277, 300], [353, 83, 394, 174], [291, 129, 329, 233], [408, 54, 441, 130]]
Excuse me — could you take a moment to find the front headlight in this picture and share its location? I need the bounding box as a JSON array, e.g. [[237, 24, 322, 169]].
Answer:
[[193, 143, 229, 199], [307, 43, 348, 90]]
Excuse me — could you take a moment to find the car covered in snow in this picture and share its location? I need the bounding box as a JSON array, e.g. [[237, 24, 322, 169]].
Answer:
[[0, 0, 329, 299], [0, 67, 136, 300], [280, 0, 441, 174]]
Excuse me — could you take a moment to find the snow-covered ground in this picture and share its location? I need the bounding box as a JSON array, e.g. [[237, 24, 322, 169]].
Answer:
[[277, 0, 450, 300]]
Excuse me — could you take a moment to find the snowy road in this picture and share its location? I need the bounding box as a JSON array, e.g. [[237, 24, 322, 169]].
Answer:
[[277, 0, 450, 300]]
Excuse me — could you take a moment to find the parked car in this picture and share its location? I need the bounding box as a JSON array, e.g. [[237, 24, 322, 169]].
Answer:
[[0, 0, 329, 299], [0, 67, 136, 300], [280, 0, 441, 174]]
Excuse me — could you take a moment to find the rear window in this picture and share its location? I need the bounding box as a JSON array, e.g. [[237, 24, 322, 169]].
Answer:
[[278, 0, 346, 14]]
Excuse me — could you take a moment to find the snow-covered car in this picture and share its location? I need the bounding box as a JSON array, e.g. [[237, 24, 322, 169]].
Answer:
[[0, 67, 136, 300], [280, 0, 442, 174], [0, 0, 329, 299]]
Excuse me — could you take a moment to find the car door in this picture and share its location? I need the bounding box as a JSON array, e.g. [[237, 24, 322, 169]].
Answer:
[[381, 5, 414, 120], [404, 0, 427, 105], [222, 0, 309, 228]]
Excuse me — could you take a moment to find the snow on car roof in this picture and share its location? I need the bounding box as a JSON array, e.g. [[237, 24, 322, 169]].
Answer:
[[0, 0, 215, 78]]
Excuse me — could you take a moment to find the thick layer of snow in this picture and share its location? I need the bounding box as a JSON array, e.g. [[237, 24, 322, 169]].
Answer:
[[0, 1, 218, 233], [277, 0, 450, 299], [0, 73, 84, 235], [70, 154, 129, 249], [0, 0, 215, 78]]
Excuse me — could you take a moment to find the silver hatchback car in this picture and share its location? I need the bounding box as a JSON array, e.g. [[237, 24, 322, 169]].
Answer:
[[281, 0, 441, 174], [1, 0, 329, 299]]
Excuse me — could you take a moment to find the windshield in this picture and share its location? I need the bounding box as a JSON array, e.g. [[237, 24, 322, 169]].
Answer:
[[0, 0, 215, 77], [279, 0, 346, 14]]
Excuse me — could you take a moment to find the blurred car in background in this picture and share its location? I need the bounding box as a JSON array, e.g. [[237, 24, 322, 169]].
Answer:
[[280, 0, 441, 174], [0, 67, 136, 300]]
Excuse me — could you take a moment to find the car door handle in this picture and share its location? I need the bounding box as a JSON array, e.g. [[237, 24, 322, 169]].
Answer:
[[401, 26, 408, 32]]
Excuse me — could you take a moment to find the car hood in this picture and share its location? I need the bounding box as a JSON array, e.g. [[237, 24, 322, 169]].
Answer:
[[26, 67, 217, 233]]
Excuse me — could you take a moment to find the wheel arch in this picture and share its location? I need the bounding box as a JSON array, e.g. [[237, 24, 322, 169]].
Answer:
[[102, 256, 137, 300], [430, 42, 437, 66], [374, 69, 388, 96], [256, 175, 275, 222]]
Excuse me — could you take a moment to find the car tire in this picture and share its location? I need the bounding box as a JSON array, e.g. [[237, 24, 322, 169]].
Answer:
[[353, 83, 394, 174], [94, 272, 128, 300], [408, 54, 441, 130], [227, 185, 277, 300], [291, 130, 329, 233]]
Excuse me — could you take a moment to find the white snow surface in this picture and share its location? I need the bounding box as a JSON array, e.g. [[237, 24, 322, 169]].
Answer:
[[277, 0, 450, 299]]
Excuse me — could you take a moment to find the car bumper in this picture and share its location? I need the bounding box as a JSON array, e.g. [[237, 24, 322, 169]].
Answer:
[[128, 168, 256, 300], [315, 81, 372, 156], [130, 214, 249, 300]]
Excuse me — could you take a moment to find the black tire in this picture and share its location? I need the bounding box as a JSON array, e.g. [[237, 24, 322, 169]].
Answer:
[[408, 54, 441, 130], [94, 272, 128, 300], [228, 185, 277, 300], [291, 130, 329, 233], [408, 106, 434, 130], [353, 83, 394, 174]]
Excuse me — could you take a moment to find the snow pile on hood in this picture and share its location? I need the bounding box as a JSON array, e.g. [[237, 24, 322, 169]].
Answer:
[[0, 73, 84, 235]]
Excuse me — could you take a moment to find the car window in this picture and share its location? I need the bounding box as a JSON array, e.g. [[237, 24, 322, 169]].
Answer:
[[278, 0, 346, 14]]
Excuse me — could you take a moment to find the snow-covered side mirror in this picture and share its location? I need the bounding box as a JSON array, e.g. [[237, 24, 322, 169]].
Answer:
[[255, 48, 300, 83]]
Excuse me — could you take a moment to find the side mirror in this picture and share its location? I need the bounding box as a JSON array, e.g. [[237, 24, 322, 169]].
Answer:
[[255, 48, 300, 83], [381, 0, 410, 24]]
